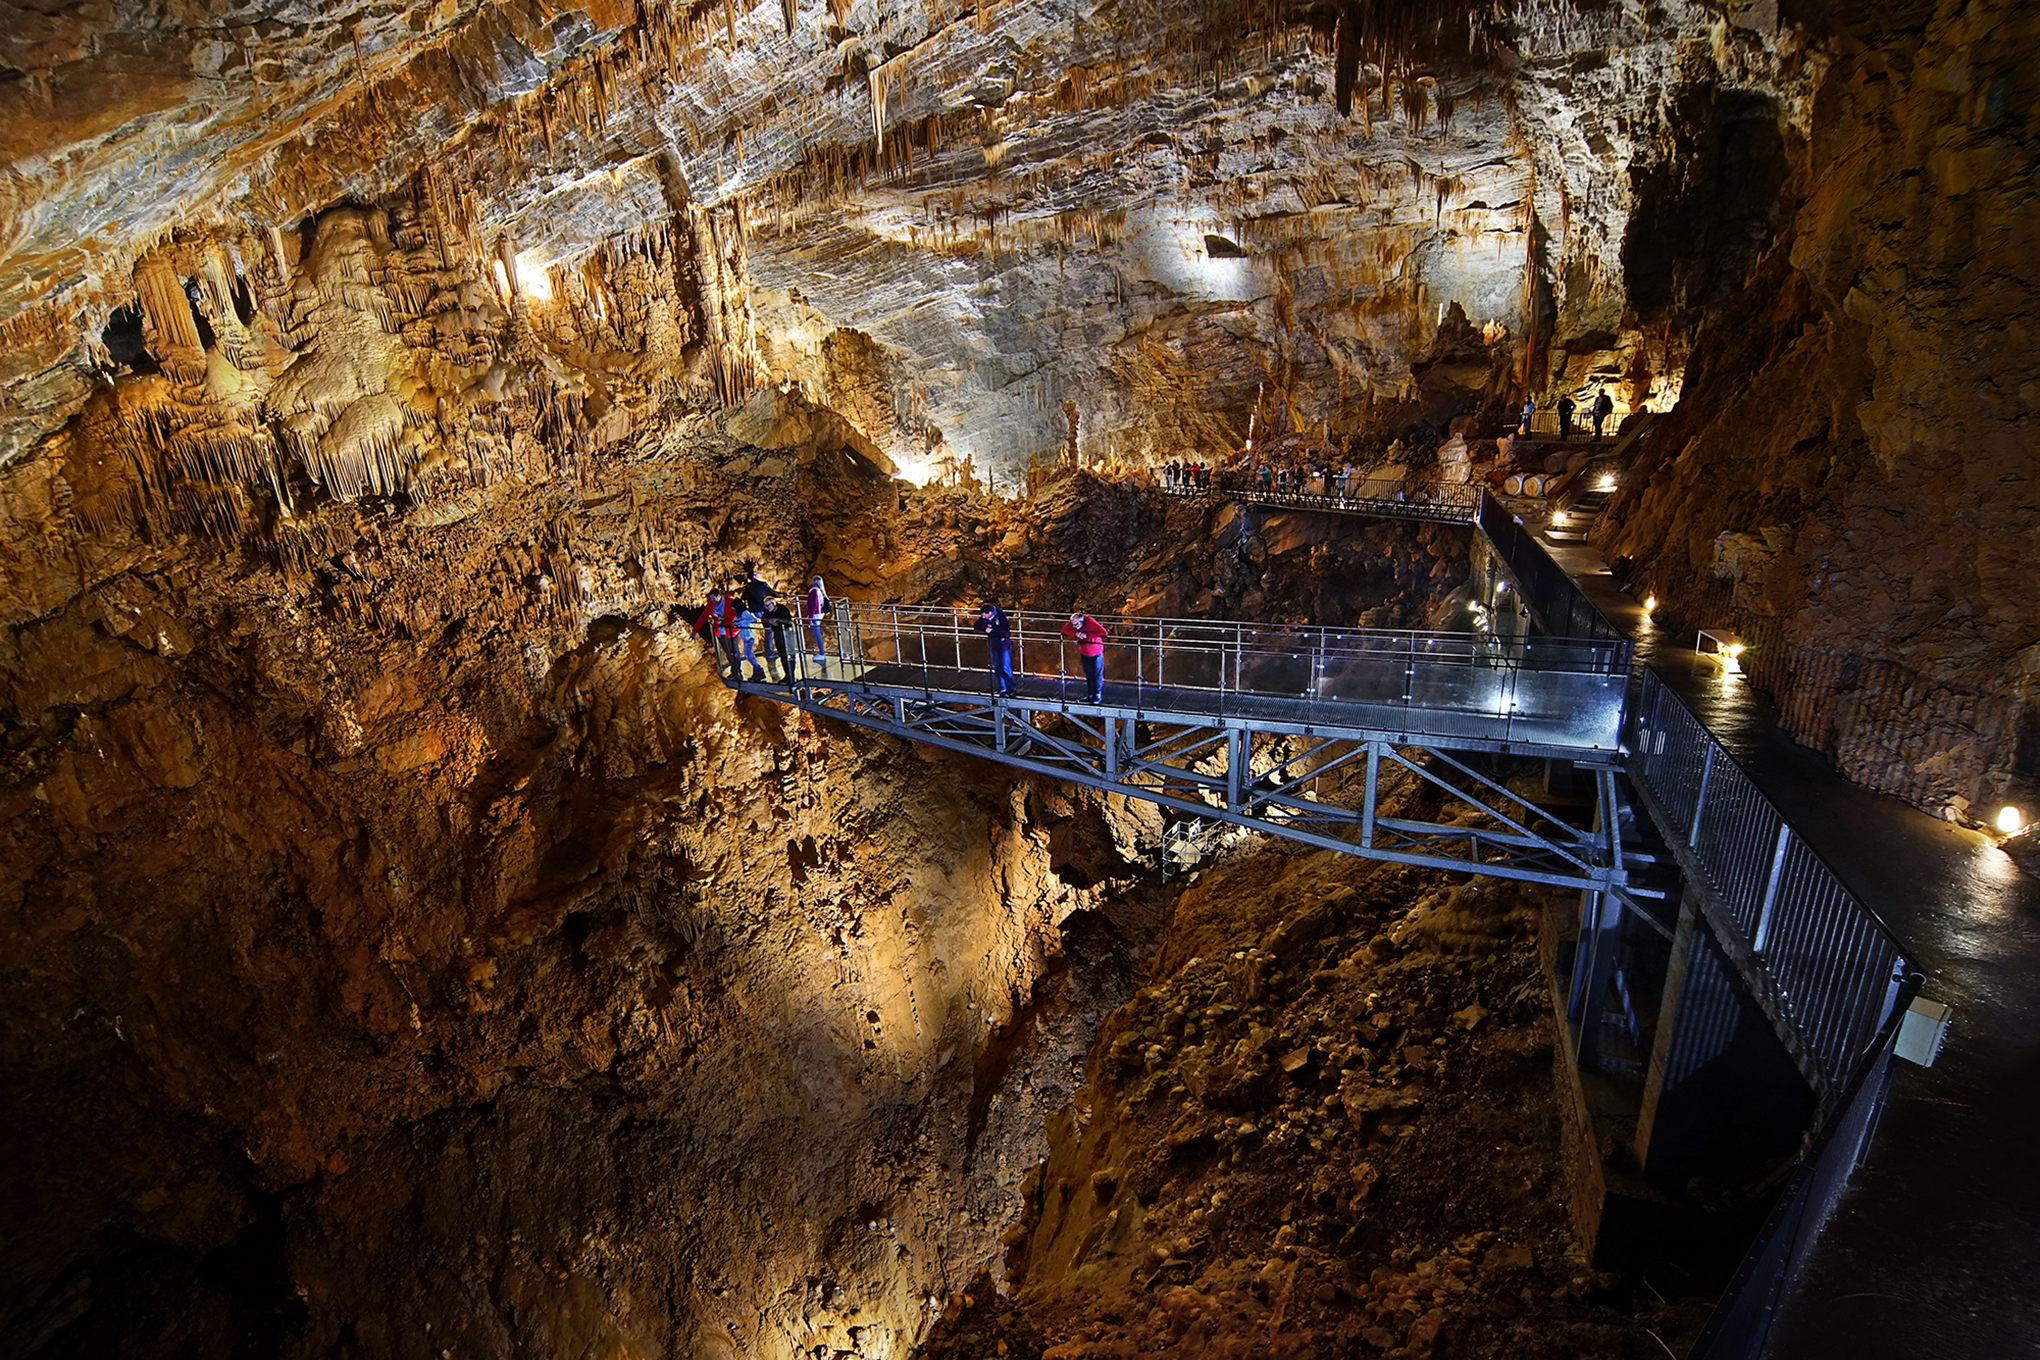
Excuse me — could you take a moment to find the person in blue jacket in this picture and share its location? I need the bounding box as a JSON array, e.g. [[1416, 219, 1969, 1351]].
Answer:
[[974, 599, 1015, 698]]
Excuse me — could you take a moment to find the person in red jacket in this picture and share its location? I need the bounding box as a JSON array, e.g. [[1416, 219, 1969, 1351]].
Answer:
[[1061, 610, 1107, 703], [692, 588, 743, 681]]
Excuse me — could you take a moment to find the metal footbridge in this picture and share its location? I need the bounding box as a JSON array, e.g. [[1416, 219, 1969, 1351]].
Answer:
[[743, 606, 1632, 894], [1158, 473, 1482, 524], [732, 482, 1919, 1357]]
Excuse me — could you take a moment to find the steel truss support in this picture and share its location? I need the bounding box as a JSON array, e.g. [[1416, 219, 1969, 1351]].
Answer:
[[765, 682, 1644, 897]]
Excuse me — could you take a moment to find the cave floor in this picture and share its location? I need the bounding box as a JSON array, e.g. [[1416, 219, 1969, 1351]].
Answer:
[[1538, 518, 2040, 1358]]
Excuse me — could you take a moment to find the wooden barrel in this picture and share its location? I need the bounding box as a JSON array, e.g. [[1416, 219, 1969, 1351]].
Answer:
[[1504, 473, 1524, 495]]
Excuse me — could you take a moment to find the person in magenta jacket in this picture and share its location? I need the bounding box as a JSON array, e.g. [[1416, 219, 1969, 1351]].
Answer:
[[1061, 610, 1107, 703], [803, 575, 830, 661]]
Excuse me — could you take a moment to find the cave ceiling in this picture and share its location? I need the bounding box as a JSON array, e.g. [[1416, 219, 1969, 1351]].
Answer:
[[0, 0, 1815, 480]]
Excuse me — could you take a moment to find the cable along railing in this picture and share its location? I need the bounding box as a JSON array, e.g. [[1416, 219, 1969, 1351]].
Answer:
[[808, 603, 1632, 754], [1628, 667, 1912, 1091]]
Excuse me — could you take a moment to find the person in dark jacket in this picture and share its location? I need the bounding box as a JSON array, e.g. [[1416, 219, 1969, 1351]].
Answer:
[[1556, 393, 1576, 441], [1590, 388, 1614, 439], [742, 562, 777, 614], [762, 601, 797, 681], [974, 600, 1015, 698], [1061, 610, 1107, 703]]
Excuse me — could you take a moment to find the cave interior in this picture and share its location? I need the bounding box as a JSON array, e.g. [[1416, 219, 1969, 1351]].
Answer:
[[1, 0, 2036, 1355]]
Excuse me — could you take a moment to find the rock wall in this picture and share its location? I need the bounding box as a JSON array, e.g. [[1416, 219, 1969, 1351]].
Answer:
[[920, 847, 1700, 1359], [0, 435, 1177, 1355], [1600, 0, 2040, 823]]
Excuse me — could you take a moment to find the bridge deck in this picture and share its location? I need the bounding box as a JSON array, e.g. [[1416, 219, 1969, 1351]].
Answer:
[[775, 659, 1624, 759]]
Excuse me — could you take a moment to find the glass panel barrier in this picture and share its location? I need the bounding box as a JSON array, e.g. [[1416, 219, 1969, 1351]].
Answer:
[[814, 602, 1630, 749]]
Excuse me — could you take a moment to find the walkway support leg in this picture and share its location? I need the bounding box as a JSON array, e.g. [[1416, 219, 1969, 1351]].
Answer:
[[1572, 890, 1621, 1068], [1361, 742, 1380, 848], [1226, 728, 1246, 813]]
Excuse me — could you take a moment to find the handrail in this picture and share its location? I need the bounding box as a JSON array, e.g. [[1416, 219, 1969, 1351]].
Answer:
[[1474, 492, 1628, 646], [1629, 668, 1913, 1088], [791, 600, 1631, 753], [1686, 1006, 1908, 1359], [838, 602, 1626, 674]]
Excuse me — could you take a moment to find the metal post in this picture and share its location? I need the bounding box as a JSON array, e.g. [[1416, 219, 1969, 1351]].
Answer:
[[1226, 728, 1245, 812], [1752, 823, 1792, 953], [1104, 716, 1119, 777], [1877, 957, 1906, 1030], [1360, 742, 1379, 848], [1230, 623, 1242, 702], [1572, 889, 1612, 1056], [1690, 744, 1717, 847], [1405, 631, 1416, 722]]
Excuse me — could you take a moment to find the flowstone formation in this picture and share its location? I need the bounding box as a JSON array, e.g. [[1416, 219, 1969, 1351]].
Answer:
[[1596, 0, 2040, 824]]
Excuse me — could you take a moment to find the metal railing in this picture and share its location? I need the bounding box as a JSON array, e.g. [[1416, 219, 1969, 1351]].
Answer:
[[1477, 493, 1629, 646], [1686, 1012, 1903, 1358], [1629, 668, 1910, 1088], [1157, 472, 1480, 523], [775, 603, 1631, 753]]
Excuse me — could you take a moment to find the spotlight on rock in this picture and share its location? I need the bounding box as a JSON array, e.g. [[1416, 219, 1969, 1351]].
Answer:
[[516, 251, 554, 301], [1999, 806, 2025, 835]]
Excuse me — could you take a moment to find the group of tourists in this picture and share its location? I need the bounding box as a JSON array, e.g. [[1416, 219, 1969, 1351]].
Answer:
[[1523, 388, 1616, 441], [692, 563, 830, 683], [1255, 461, 1361, 498], [1160, 454, 1367, 500], [692, 568, 1111, 705]]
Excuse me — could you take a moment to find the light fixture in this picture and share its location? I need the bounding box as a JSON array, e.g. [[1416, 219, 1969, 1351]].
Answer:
[[1643, 594, 1657, 612], [1598, 475, 1616, 491], [1728, 643, 1745, 659], [1552, 511, 1568, 527], [1999, 806, 2025, 834]]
